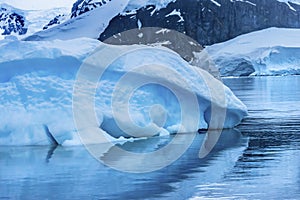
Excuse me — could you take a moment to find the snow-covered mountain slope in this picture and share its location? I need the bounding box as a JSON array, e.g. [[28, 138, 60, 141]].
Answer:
[[70, 0, 175, 18], [0, 3, 69, 40], [0, 38, 247, 145], [0, 4, 27, 39], [0, 0, 75, 10], [24, 0, 185, 41], [207, 28, 300, 76], [25, 0, 129, 41], [24, 7, 70, 37], [42, 14, 68, 30]]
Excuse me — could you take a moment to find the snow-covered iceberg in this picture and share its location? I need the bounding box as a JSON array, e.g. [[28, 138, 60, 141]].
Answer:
[[207, 28, 300, 76], [0, 38, 100, 146], [0, 38, 247, 146]]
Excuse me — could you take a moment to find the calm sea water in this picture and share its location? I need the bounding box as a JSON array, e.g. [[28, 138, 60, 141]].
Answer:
[[0, 76, 299, 199]]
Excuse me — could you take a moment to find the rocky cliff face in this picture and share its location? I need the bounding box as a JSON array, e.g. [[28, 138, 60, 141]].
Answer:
[[43, 14, 68, 30], [71, 0, 112, 18], [100, 0, 300, 46]]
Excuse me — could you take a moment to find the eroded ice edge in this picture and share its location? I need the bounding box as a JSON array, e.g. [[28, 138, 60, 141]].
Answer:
[[0, 38, 247, 146]]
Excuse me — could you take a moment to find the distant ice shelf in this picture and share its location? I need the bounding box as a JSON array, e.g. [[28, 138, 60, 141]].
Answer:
[[207, 27, 300, 77]]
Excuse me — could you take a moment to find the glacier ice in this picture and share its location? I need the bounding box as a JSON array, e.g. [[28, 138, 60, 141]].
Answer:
[[207, 28, 300, 76], [0, 38, 247, 146]]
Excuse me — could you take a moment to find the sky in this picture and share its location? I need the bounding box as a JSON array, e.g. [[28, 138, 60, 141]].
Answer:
[[0, 0, 75, 10]]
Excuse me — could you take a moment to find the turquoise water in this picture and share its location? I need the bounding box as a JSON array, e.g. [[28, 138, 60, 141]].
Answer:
[[1, 76, 300, 199]]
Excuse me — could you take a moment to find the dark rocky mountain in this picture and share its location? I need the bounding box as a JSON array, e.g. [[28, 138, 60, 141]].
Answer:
[[71, 0, 112, 18], [43, 14, 67, 30], [100, 0, 300, 46], [0, 7, 27, 36]]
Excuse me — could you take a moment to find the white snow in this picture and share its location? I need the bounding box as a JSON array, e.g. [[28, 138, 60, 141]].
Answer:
[[235, 0, 256, 6], [3, 0, 179, 41], [277, 0, 300, 11], [165, 9, 184, 22], [207, 27, 300, 76], [24, 0, 130, 41], [0, 38, 247, 146], [2, 0, 176, 12], [125, 0, 176, 11], [0, 4, 70, 40], [231, 0, 300, 8], [285, 1, 297, 11], [0, 0, 75, 10], [211, 0, 221, 7], [155, 28, 171, 34], [137, 19, 142, 29], [122, 9, 137, 16], [280, 0, 300, 4], [24, 8, 70, 37]]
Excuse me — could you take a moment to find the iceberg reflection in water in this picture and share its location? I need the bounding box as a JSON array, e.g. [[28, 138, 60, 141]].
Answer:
[[0, 129, 247, 200], [1, 76, 300, 199]]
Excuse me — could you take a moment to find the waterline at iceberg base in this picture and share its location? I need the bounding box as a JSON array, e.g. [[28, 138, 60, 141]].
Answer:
[[0, 129, 248, 200]]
